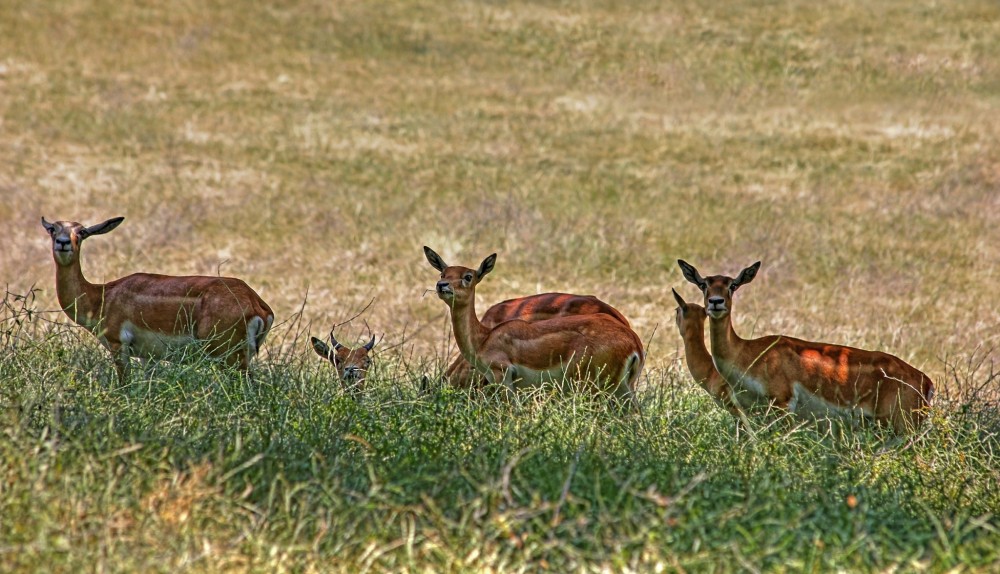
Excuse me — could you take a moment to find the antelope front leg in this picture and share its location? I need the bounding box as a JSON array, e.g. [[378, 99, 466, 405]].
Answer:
[[443, 355, 479, 389], [732, 407, 756, 440], [720, 391, 755, 439]]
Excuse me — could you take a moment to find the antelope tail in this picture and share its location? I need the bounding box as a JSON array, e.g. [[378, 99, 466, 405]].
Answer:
[[247, 315, 273, 357]]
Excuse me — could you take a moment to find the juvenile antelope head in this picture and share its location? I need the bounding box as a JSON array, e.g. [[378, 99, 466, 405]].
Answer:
[[677, 259, 760, 319], [424, 246, 496, 308], [42, 216, 124, 267], [672, 287, 707, 334], [311, 332, 376, 393]]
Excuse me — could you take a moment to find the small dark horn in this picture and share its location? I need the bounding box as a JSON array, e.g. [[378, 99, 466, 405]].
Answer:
[[363, 334, 376, 352], [329, 330, 344, 350]]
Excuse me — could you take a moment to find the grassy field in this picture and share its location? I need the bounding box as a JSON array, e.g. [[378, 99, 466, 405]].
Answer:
[[2, 0, 1000, 571]]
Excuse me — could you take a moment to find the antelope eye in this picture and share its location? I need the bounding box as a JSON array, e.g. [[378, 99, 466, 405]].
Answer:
[[463, 273, 473, 282]]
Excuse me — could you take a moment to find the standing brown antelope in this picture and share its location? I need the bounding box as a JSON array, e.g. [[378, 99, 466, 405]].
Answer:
[[311, 331, 376, 394], [42, 216, 274, 381], [677, 259, 933, 434], [671, 288, 748, 426], [424, 246, 644, 407], [442, 292, 634, 388]]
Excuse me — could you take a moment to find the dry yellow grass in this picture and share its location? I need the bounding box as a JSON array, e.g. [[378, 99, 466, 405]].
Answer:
[[3, 0, 999, 381]]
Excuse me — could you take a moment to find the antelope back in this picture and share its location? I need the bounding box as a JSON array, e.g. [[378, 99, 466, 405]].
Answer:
[[482, 293, 631, 329]]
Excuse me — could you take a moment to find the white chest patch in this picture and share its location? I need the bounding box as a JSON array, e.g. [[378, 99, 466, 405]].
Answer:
[[120, 321, 197, 358]]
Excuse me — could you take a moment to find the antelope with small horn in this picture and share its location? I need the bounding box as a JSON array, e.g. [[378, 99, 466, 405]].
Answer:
[[311, 329, 377, 394]]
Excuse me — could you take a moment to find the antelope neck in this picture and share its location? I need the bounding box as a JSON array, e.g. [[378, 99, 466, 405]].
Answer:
[[54, 257, 105, 330], [707, 312, 744, 363], [448, 294, 491, 364], [682, 319, 715, 383]]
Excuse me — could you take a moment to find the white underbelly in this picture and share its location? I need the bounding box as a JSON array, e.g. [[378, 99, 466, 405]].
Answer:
[[509, 365, 565, 389], [788, 382, 870, 423], [120, 321, 197, 357]]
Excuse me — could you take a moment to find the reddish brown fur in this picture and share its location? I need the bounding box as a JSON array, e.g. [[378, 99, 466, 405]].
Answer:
[[43, 217, 273, 380], [426, 247, 644, 406], [487, 293, 632, 328], [442, 292, 632, 387], [678, 260, 933, 434]]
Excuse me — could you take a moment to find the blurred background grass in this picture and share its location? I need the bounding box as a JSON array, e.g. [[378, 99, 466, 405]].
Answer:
[[3, 0, 999, 373]]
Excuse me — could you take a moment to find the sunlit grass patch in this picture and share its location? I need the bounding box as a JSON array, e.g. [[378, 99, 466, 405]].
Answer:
[[2, 288, 998, 571]]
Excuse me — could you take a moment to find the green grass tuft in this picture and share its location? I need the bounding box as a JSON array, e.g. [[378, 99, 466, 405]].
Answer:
[[2, 292, 998, 571]]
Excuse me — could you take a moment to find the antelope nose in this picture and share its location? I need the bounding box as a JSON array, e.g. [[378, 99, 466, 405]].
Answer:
[[708, 296, 725, 307], [436, 281, 449, 290]]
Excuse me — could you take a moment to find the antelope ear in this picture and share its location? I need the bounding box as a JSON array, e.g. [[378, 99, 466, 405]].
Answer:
[[80, 216, 124, 239], [311, 336, 332, 359], [677, 259, 707, 292], [41, 217, 58, 235], [476, 253, 497, 280], [363, 335, 376, 352], [424, 246, 448, 272], [731, 261, 761, 291], [671, 288, 687, 308]]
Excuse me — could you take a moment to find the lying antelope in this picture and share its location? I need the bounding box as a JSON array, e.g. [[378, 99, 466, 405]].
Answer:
[[311, 331, 376, 394], [671, 288, 747, 425], [442, 292, 633, 388], [42, 216, 274, 380], [424, 246, 644, 407], [678, 259, 933, 434]]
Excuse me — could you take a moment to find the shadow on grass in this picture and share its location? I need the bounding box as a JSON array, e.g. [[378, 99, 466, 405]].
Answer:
[[1, 290, 998, 571]]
